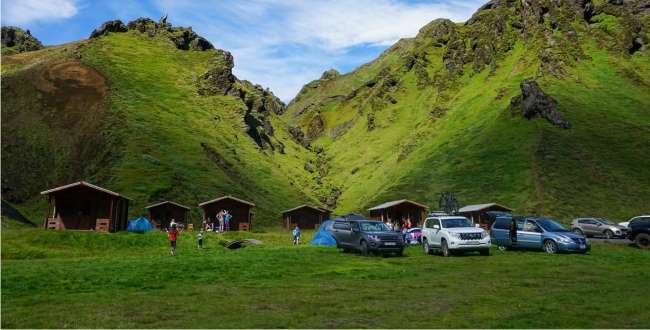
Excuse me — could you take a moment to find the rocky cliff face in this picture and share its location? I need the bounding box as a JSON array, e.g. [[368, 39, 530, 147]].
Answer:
[[90, 16, 214, 51], [1, 26, 44, 55]]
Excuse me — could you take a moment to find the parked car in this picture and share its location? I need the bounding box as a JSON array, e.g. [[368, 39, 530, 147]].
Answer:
[[331, 219, 405, 256], [627, 217, 650, 249], [421, 216, 490, 256], [618, 215, 650, 229], [492, 216, 590, 254], [404, 228, 422, 245], [570, 218, 627, 239]]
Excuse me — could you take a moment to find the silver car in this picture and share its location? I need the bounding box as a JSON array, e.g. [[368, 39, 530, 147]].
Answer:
[[571, 218, 627, 239]]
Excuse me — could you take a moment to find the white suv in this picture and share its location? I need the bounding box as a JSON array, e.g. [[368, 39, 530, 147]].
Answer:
[[422, 216, 491, 256]]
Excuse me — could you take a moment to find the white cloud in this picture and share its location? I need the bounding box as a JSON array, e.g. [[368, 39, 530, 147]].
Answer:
[[153, 0, 485, 101], [1, 0, 78, 25]]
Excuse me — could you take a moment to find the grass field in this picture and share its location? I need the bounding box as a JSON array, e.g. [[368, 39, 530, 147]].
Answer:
[[2, 228, 649, 328]]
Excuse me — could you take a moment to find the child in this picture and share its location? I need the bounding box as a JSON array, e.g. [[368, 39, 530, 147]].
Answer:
[[167, 224, 180, 256], [223, 210, 232, 232], [292, 224, 301, 245], [216, 211, 224, 232], [197, 229, 204, 249]]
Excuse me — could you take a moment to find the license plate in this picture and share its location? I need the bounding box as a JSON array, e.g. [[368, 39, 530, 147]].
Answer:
[[580, 244, 586, 249], [466, 241, 480, 245], [384, 242, 396, 246]]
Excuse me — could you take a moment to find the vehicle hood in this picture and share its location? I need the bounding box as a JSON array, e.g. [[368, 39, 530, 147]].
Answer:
[[551, 231, 584, 239], [445, 227, 485, 234]]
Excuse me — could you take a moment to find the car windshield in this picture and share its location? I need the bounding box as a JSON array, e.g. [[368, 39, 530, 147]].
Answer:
[[441, 218, 473, 228], [360, 222, 390, 232], [537, 219, 568, 232]]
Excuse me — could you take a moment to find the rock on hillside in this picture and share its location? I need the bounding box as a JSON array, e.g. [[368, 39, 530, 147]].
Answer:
[[90, 16, 214, 51], [1, 26, 44, 54]]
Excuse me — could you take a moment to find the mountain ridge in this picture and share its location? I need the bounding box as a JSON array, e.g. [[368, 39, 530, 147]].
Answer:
[[2, 0, 650, 226]]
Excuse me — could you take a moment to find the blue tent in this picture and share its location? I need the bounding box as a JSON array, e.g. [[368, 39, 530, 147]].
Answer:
[[127, 216, 153, 232], [310, 220, 337, 246]]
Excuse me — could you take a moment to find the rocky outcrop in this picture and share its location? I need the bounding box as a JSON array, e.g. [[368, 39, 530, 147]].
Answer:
[[127, 17, 156, 34], [90, 16, 214, 51], [89, 20, 128, 38], [196, 52, 285, 149], [168, 27, 214, 51], [197, 50, 236, 95], [1, 26, 44, 54], [320, 69, 340, 80], [416, 19, 457, 46], [510, 79, 571, 129]]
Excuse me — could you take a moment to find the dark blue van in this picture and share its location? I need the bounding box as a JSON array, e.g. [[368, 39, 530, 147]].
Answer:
[[491, 215, 590, 254]]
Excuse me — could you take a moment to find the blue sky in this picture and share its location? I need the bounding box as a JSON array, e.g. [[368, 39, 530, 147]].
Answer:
[[1, 0, 485, 101]]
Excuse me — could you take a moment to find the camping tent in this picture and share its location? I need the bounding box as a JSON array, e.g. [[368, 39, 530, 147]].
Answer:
[[127, 217, 153, 232], [310, 220, 337, 246]]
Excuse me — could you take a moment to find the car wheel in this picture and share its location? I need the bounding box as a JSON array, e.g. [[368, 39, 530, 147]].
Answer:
[[360, 240, 369, 256], [479, 249, 490, 256], [604, 230, 614, 239], [635, 233, 650, 249], [441, 239, 450, 257], [544, 240, 558, 254], [572, 228, 584, 236], [423, 239, 432, 255]]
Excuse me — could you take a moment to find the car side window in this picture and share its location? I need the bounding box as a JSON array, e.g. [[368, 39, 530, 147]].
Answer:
[[523, 221, 542, 233], [578, 219, 589, 224], [516, 219, 525, 230], [333, 222, 350, 230]]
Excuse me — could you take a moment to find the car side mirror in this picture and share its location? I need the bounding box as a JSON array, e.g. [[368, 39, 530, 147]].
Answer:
[[597, 223, 602, 227], [351, 227, 359, 233], [433, 225, 440, 230]]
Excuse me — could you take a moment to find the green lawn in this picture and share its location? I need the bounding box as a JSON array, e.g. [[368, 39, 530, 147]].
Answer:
[[2, 228, 649, 328]]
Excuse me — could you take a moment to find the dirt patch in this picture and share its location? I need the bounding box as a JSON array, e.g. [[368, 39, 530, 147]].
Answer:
[[1, 58, 118, 202]]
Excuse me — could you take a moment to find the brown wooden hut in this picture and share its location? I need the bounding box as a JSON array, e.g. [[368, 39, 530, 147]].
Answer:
[[458, 203, 513, 229], [368, 199, 428, 227], [199, 195, 254, 231], [282, 204, 331, 229], [41, 181, 130, 232], [145, 201, 190, 230]]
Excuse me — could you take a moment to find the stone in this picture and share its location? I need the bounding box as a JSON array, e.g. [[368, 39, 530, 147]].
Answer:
[[320, 69, 340, 80], [89, 20, 128, 38], [512, 79, 571, 129], [1, 26, 43, 54]]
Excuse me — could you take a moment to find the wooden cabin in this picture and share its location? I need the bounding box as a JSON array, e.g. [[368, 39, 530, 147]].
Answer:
[[145, 201, 190, 230], [458, 203, 513, 230], [41, 181, 130, 232], [282, 204, 331, 229], [199, 195, 254, 231], [368, 199, 428, 227]]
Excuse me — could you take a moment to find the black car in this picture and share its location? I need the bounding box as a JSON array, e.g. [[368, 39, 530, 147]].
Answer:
[[627, 217, 650, 249], [331, 219, 405, 256]]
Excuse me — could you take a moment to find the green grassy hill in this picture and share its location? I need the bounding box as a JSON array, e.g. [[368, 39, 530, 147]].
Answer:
[[2, 1, 650, 227], [1, 19, 322, 227], [284, 0, 650, 221]]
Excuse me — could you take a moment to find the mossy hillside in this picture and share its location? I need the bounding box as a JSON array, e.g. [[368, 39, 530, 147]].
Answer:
[[1, 30, 322, 227], [285, 2, 650, 221]]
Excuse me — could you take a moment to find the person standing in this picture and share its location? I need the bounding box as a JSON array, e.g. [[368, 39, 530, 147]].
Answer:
[[216, 211, 224, 232], [167, 223, 180, 256], [197, 229, 205, 249], [223, 210, 232, 232], [292, 224, 301, 245]]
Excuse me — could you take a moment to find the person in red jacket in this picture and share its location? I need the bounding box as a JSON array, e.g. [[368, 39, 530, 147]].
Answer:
[[167, 223, 181, 256]]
